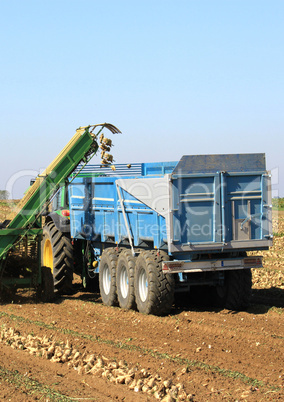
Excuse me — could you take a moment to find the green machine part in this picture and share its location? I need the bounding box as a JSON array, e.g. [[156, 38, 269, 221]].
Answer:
[[0, 123, 120, 266]]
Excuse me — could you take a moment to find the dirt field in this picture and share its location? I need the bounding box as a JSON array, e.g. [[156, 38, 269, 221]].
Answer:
[[0, 204, 283, 401]]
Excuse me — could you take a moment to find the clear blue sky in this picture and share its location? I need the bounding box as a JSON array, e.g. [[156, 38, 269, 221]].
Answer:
[[0, 0, 283, 198]]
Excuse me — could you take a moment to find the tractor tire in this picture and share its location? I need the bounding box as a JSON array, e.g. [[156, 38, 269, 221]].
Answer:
[[116, 249, 136, 310], [41, 222, 73, 295], [213, 269, 252, 310], [37, 266, 55, 302], [99, 248, 120, 306], [134, 250, 174, 315]]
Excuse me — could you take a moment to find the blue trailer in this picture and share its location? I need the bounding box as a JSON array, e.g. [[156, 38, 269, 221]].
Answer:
[[56, 153, 272, 315]]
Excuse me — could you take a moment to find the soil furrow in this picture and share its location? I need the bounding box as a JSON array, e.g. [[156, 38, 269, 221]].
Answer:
[[0, 310, 279, 390], [0, 299, 283, 401]]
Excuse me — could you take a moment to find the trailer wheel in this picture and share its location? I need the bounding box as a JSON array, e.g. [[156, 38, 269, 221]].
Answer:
[[116, 249, 136, 310], [41, 222, 73, 295], [134, 250, 174, 315], [99, 248, 120, 306], [214, 269, 252, 310]]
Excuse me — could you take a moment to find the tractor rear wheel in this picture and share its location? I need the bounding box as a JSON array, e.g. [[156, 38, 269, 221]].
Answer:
[[41, 222, 73, 295], [37, 266, 55, 302]]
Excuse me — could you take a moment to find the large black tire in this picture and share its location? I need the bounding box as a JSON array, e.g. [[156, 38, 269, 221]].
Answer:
[[41, 222, 73, 295], [99, 248, 120, 306], [213, 269, 252, 310], [134, 250, 174, 315], [37, 266, 55, 302], [116, 249, 136, 310]]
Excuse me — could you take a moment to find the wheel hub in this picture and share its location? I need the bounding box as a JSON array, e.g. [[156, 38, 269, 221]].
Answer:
[[138, 269, 148, 302]]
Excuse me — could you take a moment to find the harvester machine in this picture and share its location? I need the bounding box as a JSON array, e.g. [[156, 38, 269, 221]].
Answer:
[[0, 123, 121, 300]]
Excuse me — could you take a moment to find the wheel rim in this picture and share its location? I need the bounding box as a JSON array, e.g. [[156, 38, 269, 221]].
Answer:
[[43, 239, 53, 272], [138, 268, 148, 302], [102, 264, 111, 295], [120, 265, 129, 299]]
